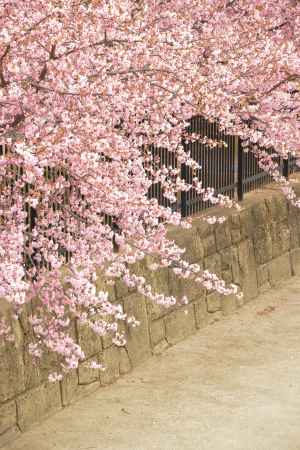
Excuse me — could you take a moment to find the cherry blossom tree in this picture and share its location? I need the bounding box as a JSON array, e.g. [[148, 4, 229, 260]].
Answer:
[[0, 0, 299, 379]]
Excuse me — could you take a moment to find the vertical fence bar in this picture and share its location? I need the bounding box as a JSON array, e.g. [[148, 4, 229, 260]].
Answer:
[[180, 138, 187, 217], [282, 157, 289, 179], [237, 137, 244, 201]]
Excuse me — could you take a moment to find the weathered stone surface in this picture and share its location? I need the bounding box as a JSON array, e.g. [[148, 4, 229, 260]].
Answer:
[[288, 212, 300, 249], [16, 383, 61, 431], [60, 371, 78, 407], [220, 247, 235, 271], [215, 221, 232, 250], [265, 195, 288, 221], [290, 248, 300, 276], [231, 228, 242, 245], [132, 256, 169, 296], [194, 299, 209, 329], [270, 222, 290, 258], [231, 246, 241, 285], [169, 268, 205, 303], [123, 294, 151, 366], [201, 234, 217, 257], [230, 214, 242, 244], [222, 270, 233, 284], [164, 304, 196, 345], [194, 219, 214, 238], [100, 346, 120, 385], [114, 279, 131, 300], [77, 322, 103, 358], [221, 294, 237, 316], [268, 253, 292, 286], [256, 264, 269, 288], [119, 348, 131, 375], [95, 270, 116, 301], [168, 227, 204, 263], [230, 213, 241, 229], [101, 316, 126, 350], [78, 359, 99, 385], [152, 339, 170, 355], [252, 201, 269, 226], [206, 292, 221, 313], [207, 311, 223, 325], [0, 400, 16, 435], [149, 319, 165, 347], [239, 208, 255, 238], [0, 322, 25, 403], [204, 253, 222, 277], [253, 225, 273, 265], [238, 239, 258, 301]]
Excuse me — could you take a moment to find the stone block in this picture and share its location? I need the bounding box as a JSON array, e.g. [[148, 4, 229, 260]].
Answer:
[[0, 400, 16, 436], [215, 221, 232, 250], [150, 319, 165, 347], [123, 294, 151, 366], [252, 201, 269, 225], [231, 228, 242, 244], [194, 219, 215, 238], [206, 292, 221, 313], [239, 208, 255, 238], [220, 247, 234, 271], [167, 227, 204, 263], [194, 299, 209, 329], [77, 321, 103, 358], [268, 253, 292, 286], [288, 213, 300, 249], [222, 269, 233, 284], [164, 303, 196, 345], [201, 234, 217, 257], [252, 225, 273, 264], [265, 195, 288, 221], [100, 346, 120, 385], [207, 311, 223, 325], [204, 253, 222, 277], [221, 294, 237, 316], [231, 246, 241, 285], [169, 268, 205, 303], [132, 256, 170, 296], [16, 383, 61, 431], [78, 359, 99, 385], [230, 213, 241, 229], [119, 348, 131, 375], [114, 279, 131, 300], [101, 315, 126, 350], [238, 239, 258, 301], [0, 321, 25, 403], [95, 270, 116, 301], [270, 222, 290, 258], [290, 248, 300, 276], [152, 339, 170, 355], [256, 264, 269, 288], [60, 371, 79, 407]]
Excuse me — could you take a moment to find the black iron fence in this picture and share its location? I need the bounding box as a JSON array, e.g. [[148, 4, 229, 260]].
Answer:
[[1, 115, 298, 228], [149, 116, 298, 217]]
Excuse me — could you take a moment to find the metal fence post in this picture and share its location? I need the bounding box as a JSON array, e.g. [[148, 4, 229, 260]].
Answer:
[[282, 157, 289, 179], [180, 161, 187, 217], [236, 137, 244, 201]]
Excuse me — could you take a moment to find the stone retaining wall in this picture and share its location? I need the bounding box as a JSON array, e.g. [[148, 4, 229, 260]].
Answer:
[[2, 181, 300, 446]]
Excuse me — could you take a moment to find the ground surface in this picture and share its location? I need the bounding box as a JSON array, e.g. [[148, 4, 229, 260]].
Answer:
[[6, 277, 300, 450]]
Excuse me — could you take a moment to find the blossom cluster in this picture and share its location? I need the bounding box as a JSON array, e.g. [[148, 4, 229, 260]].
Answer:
[[0, 0, 299, 379]]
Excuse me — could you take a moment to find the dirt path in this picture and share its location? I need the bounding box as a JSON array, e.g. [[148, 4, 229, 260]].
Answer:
[[6, 277, 300, 450]]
